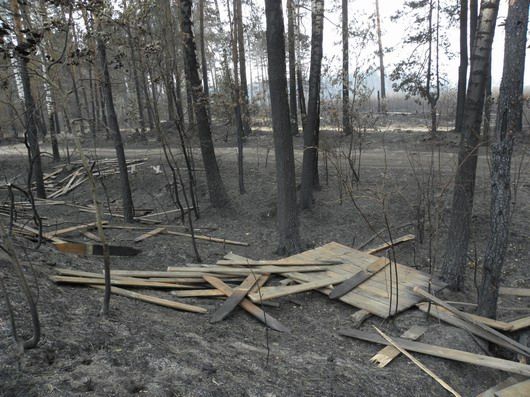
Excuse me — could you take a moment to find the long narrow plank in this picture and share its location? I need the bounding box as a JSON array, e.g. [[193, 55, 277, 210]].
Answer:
[[218, 253, 342, 266], [110, 270, 241, 279], [477, 377, 526, 397], [50, 275, 192, 289], [210, 275, 259, 323], [171, 289, 225, 297], [167, 265, 330, 274], [90, 285, 206, 313], [249, 274, 270, 294], [134, 227, 166, 243], [164, 230, 249, 247], [416, 302, 514, 332], [509, 316, 530, 332], [44, 221, 108, 239], [494, 379, 530, 397], [247, 274, 350, 302], [499, 287, 530, 297], [329, 258, 390, 299], [339, 329, 530, 377], [374, 327, 461, 397], [203, 275, 289, 333], [365, 234, 415, 255], [370, 325, 427, 367], [53, 242, 141, 257], [413, 287, 530, 357]]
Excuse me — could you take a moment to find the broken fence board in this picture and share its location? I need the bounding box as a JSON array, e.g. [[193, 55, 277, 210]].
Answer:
[[210, 274, 259, 323], [167, 265, 331, 275], [203, 275, 289, 333], [51, 275, 193, 289], [499, 287, 530, 297], [494, 379, 530, 397], [43, 221, 108, 239], [476, 377, 526, 397], [416, 302, 514, 332], [134, 227, 167, 243], [374, 327, 461, 397], [171, 289, 225, 298], [329, 257, 390, 299], [164, 230, 249, 247], [90, 285, 206, 313], [370, 325, 427, 368], [53, 242, 141, 257], [339, 329, 530, 377], [509, 316, 530, 332], [413, 287, 530, 358], [365, 234, 416, 255]]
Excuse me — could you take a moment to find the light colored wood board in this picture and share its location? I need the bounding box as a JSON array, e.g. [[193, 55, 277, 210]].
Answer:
[[365, 234, 416, 255], [109, 270, 242, 278], [249, 274, 270, 294], [351, 309, 372, 328], [50, 275, 193, 289], [277, 242, 445, 318], [370, 325, 427, 367], [247, 274, 350, 302], [90, 285, 206, 313], [166, 265, 331, 274], [413, 288, 530, 358], [164, 230, 249, 246], [203, 275, 289, 332], [417, 302, 514, 331], [43, 221, 108, 239], [82, 231, 101, 242], [171, 289, 225, 297], [509, 316, 530, 332], [340, 329, 530, 377], [210, 275, 259, 322], [494, 379, 530, 397], [477, 377, 526, 397], [134, 227, 166, 243], [499, 287, 530, 297]]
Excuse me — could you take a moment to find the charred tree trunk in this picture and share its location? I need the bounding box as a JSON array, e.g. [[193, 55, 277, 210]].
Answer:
[[11, 0, 45, 198], [477, 0, 528, 318], [236, 0, 252, 136], [375, 0, 386, 113], [264, 0, 301, 255], [342, 0, 351, 135], [180, 0, 230, 208], [96, 33, 135, 223], [441, 0, 500, 290], [300, 0, 324, 209], [287, 0, 299, 136], [455, 0, 468, 132], [199, 0, 210, 102]]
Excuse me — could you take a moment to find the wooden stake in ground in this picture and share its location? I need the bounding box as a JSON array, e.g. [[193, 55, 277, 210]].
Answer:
[[373, 327, 461, 397]]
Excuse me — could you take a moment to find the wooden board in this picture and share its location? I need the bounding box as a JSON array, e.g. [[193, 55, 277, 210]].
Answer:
[[365, 234, 415, 255], [339, 328, 530, 377], [329, 257, 390, 299], [53, 242, 141, 257], [477, 377, 526, 397], [509, 316, 530, 332], [51, 275, 192, 289], [90, 285, 206, 314], [370, 325, 427, 367], [494, 379, 530, 397], [276, 242, 445, 318], [499, 287, 530, 297], [210, 274, 259, 323], [203, 275, 289, 332], [416, 302, 514, 331], [134, 227, 166, 243]]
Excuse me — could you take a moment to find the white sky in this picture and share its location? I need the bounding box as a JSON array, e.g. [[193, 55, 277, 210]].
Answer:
[[316, 0, 529, 88]]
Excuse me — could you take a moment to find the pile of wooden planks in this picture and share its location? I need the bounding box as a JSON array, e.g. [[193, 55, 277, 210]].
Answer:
[[44, 158, 146, 199]]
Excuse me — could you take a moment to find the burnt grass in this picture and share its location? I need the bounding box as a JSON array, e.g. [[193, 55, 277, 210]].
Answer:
[[1, 124, 529, 396]]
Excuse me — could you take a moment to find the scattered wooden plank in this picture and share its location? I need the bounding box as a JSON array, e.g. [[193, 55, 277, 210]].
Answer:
[[82, 231, 101, 242], [167, 265, 331, 275], [339, 328, 530, 377], [50, 275, 192, 289], [134, 227, 166, 243], [499, 287, 530, 297], [477, 377, 526, 397], [164, 230, 249, 247], [136, 208, 193, 219], [416, 302, 514, 332], [210, 274, 259, 323], [374, 327, 461, 397], [370, 325, 427, 367], [413, 287, 530, 358], [329, 258, 390, 299], [365, 234, 416, 255], [203, 275, 289, 333], [218, 252, 342, 266], [351, 309, 372, 328], [510, 316, 530, 332], [494, 379, 530, 397], [43, 221, 108, 239], [171, 289, 225, 298], [110, 270, 242, 279], [249, 274, 270, 294], [90, 285, 206, 313], [247, 273, 350, 302], [53, 242, 141, 257]]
